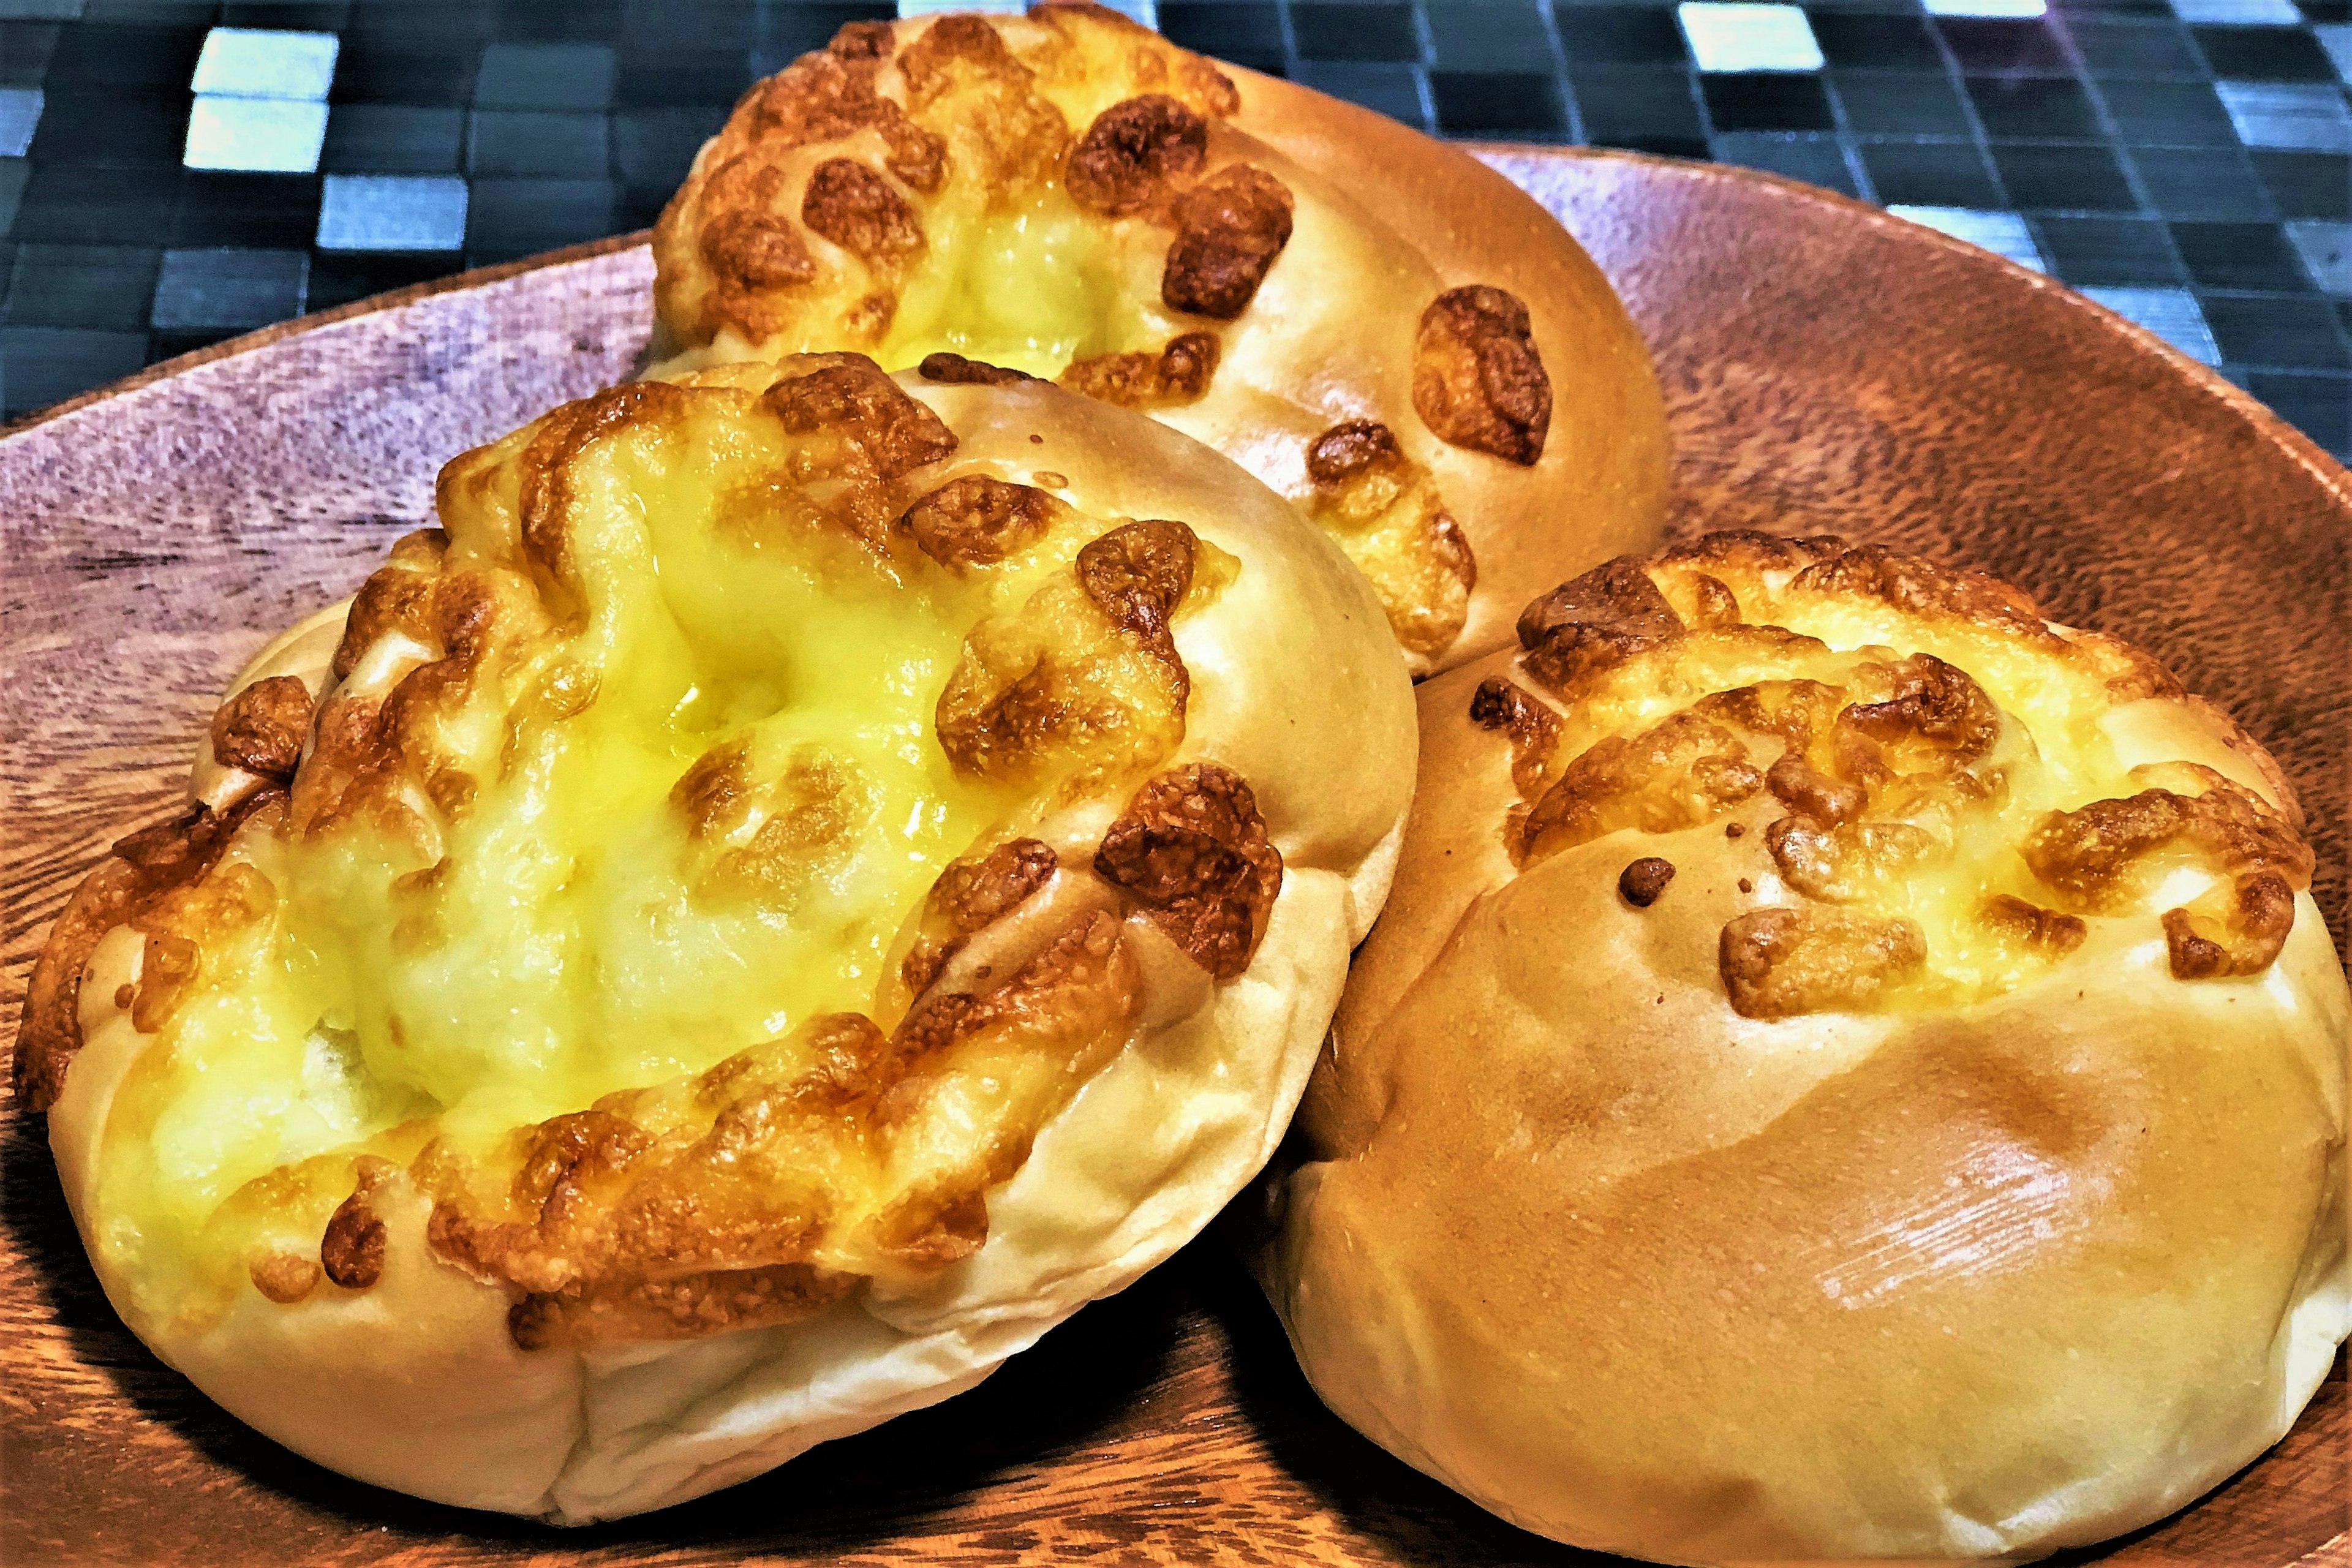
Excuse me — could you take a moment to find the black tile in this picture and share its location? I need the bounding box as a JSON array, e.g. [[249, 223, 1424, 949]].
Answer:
[[0, 22, 61, 86], [613, 106, 725, 190], [0, 325, 148, 417], [616, 183, 671, 232], [2302, 0, 2352, 18], [322, 106, 466, 174], [2253, 150, 2352, 221], [2131, 145, 2279, 221], [24, 86, 185, 168], [1859, 138, 2002, 207], [2171, 221, 2321, 289], [45, 22, 207, 86], [1807, 13, 1943, 72], [84, 1, 215, 23], [2062, 18, 2203, 78], [2201, 293, 2352, 369], [1831, 70, 1974, 138], [1569, 66, 1704, 144], [467, 109, 611, 178], [1292, 62, 1427, 126], [331, 41, 482, 107], [475, 43, 616, 110], [342, 1, 494, 40], [1934, 18, 2070, 75], [147, 326, 243, 360], [1290, 3, 1422, 64], [306, 251, 453, 310], [171, 173, 321, 248], [1966, 75, 2101, 139], [1431, 70, 1568, 135], [464, 176, 617, 265], [1709, 132, 1860, 197], [494, 0, 625, 43], [219, 2, 351, 25], [9, 164, 184, 244], [1555, 7, 1686, 67], [2032, 215, 2184, 284], [1157, 2, 1288, 73], [746, 0, 891, 68], [1989, 141, 2136, 210], [3, 243, 160, 330], [1702, 73, 1834, 132], [1428, 1, 1556, 72], [1593, 134, 1711, 159], [2248, 369, 2352, 456], [2188, 24, 2337, 83], [2100, 80, 2239, 146], [616, 51, 757, 108]]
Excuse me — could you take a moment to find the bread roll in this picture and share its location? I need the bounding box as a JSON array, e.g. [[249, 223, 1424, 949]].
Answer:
[[1256, 532, 2348, 1562], [18, 355, 1416, 1523], [647, 1, 1667, 676]]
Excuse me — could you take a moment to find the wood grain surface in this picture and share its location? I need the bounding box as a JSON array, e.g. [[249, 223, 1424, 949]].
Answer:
[[2, 149, 2345, 1567]]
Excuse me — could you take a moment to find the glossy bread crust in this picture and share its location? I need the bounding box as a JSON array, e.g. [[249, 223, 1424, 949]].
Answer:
[[1255, 532, 2350, 1562]]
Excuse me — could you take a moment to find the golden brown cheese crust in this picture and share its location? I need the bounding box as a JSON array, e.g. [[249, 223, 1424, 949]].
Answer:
[[1262, 529, 2348, 1562], [26, 355, 1314, 1356], [647, 2, 1660, 676]]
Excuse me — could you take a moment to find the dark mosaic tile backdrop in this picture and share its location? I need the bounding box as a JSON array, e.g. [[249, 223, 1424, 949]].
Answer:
[[0, 0, 2345, 459]]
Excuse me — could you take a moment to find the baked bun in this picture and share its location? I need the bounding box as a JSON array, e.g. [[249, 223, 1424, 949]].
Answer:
[[647, 2, 1667, 676], [17, 354, 1415, 1523], [1256, 532, 2348, 1562]]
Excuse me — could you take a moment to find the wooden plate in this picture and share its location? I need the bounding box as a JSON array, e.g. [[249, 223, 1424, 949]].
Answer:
[[2, 147, 2345, 1567]]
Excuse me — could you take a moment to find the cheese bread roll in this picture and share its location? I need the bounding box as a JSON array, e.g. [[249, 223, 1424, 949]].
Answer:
[[18, 355, 1415, 1523], [648, 2, 1668, 676], [1257, 532, 2348, 1563]]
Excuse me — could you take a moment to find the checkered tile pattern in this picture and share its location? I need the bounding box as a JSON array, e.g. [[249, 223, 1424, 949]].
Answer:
[[0, 0, 2344, 460]]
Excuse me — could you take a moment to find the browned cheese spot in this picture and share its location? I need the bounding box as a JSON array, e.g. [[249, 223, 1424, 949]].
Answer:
[[320, 1163, 393, 1291], [249, 1251, 321, 1303], [1060, 331, 1220, 409], [1618, 856, 1676, 907], [918, 352, 1039, 386], [1066, 93, 1208, 216], [333, 529, 447, 681], [210, 675, 315, 778], [1094, 761, 1283, 979], [2019, 777, 2312, 921], [1076, 516, 1195, 649], [1162, 165, 1294, 319], [699, 204, 819, 292], [896, 15, 1070, 189], [1517, 556, 1684, 696], [1766, 816, 1934, 903], [1519, 712, 1764, 865], [2163, 871, 2297, 979], [1303, 419, 1475, 661], [801, 157, 925, 263], [900, 837, 1058, 997], [1468, 676, 1562, 798], [1719, 906, 1928, 1020], [763, 353, 959, 480], [897, 475, 1064, 569], [15, 791, 288, 1110], [1412, 284, 1552, 465], [1978, 894, 2088, 959]]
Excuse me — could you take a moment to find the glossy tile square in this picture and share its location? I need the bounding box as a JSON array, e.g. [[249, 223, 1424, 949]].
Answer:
[[314, 170, 464, 249], [1887, 201, 2049, 265], [2081, 282, 2222, 358], [1677, 2, 1824, 72], [189, 26, 339, 99], [184, 94, 329, 171]]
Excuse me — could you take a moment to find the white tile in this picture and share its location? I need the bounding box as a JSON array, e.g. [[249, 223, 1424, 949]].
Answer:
[[2285, 219, 2352, 294], [2316, 23, 2352, 83], [184, 95, 328, 172], [316, 174, 469, 252], [1925, 0, 2048, 17], [2081, 285, 2222, 364], [1676, 2, 1824, 72], [1886, 205, 2046, 271], [2215, 80, 2352, 151], [191, 28, 339, 101], [0, 87, 39, 159], [2170, 0, 2301, 21]]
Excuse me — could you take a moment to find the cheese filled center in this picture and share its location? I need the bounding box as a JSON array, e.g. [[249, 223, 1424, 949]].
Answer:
[[84, 358, 1274, 1349]]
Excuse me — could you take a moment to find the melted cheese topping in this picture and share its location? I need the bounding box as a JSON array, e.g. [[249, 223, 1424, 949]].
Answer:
[[91, 373, 1180, 1328]]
